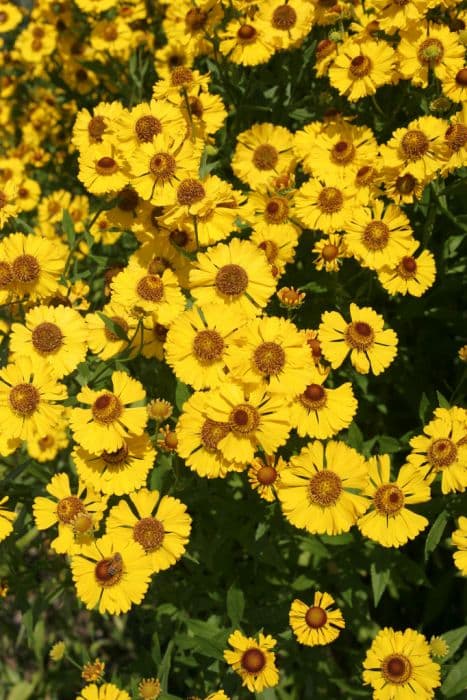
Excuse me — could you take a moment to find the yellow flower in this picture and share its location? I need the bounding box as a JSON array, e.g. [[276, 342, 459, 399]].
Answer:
[[147, 399, 173, 421], [76, 683, 131, 700], [0, 497, 15, 543], [189, 239, 276, 317], [85, 302, 138, 361], [82, 659, 105, 683], [152, 67, 210, 103], [72, 102, 125, 151], [71, 534, 153, 615], [118, 99, 187, 152], [0, 2, 23, 32], [0, 357, 67, 442], [407, 407, 467, 494], [289, 592, 345, 646], [26, 414, 69, 463], [232, 123, 295, 188], [138, 678, 161, 700], [371, 0, 427, 34], [69, 370, 147, 454], [78, 142, 129, 195], [398, 22, 464, 88], [0, 178, 18, 227], [363, 628, 441, 699], [278, 440, 369, 535], [111, 264, 186, 324], [10, 304, 88, 379], [380, 116, 447, 181], [33, 473, 108, 554], [442, 103, 467, 173], [248, 454, 286, 502], [429, 636, 449, 658], [452, 516, 467, 575], [442, 65, 467, 103], [289, 375, 357, 439], [245, 186, 301, 241], [106, 488, 191, 574], [90, 18, 135, 58], [305, 123, 378, 180], [219, 19, 276, 67], [357, 456, 430, 548], [295, 175, 357, 233], [328, 39, 396, 101], [257, 0, 314, 50], [224, 630, 279, 692], [49, 641, 66, 661], [312, 234, 347, 272], [377, 246, 436, 297], [319, 303, 398, 375]]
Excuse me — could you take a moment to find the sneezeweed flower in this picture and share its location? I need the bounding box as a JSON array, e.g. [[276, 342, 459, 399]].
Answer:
[[49, 641, 66, 662], [78, 142, 129, 195], [452, 516, 467, 575], [33, 473, 108, 554], [328, 39, 396, 101], [71, 534, 153, 615], [277, 286, 305, 309], [152, 67, 210, 102], [10, 305, 88, 379], [294, 176, 357, 234], [379, 116, 447, 181], [118, 99, 187, 152], [289, 375, 357, 439], [307, 123, 378, 180], [289, 592, 345, 646], [278, 440, 369, 535], [429, 636, 449, 659], [407, 406, 467, 494], [76, 683, 130, 700], [26, 416, 69, 462], [458, 345, 467, 363], [157, 424, 178, 452], [248, 454, 286, 502], [70, 370, 147, 454], [82, 659, 105, 683], [147, 399, 172, 421], [224, 630, 279, 692], [138, 678, 161, 699], [219, 18, 275, 67], [378, 246, 436, 297], [319, 303, 398, 375], [86, 302, 138, 361], [189, 239, 276, 317], [0, 357, 67, 442], [398, 23, 464, 88], [357, 456, 430, 548], [0, 2, 22, 32], [312, 234, 347, 272], [363, 628, 441, 699], [232, 123, 295, 188], [250, 226, 299, 279], [106, 488, 191, 574], [0, 497, 15, 543], [72, 433, 156, 496], [258, 0, 314, 51], [0, 178, 18, 227]]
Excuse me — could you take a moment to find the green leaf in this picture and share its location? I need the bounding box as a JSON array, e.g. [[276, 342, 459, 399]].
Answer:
[[443, 627, 467, 662], [158, 640, 174, 691], [436, 391, 450, 409], [7, 683, 35, 700], [425, 510, 449, 561], [96, 312, 129, 341], [347, 422, 364, 451], [418, 393, 430, 423], [377, 436, 400, 453], [441, 653, 467, 697], [227, 585, 245, 628], [175, 381, 191, 411], [370, 563, 390, 607], [62, 209, 75, 247]]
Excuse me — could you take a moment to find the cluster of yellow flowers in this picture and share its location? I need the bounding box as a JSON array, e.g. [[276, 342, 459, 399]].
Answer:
[[1, 0, 466, 698]]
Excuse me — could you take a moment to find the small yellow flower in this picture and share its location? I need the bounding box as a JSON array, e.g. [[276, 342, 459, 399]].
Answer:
[[82, 659, 105, 683], [147, 399, 173, 421], [138, 678, 161, 699], [276, 287, 305, 309], [429, 636, 449, 659], [50, 641, 66, 661], [458, 345, 467, 362], [157, 425, 179, 452]]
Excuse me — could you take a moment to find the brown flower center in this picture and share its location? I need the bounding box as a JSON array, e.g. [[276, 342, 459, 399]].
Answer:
[[331, 140, 355, 165], [0, 261, 13, 288], [345, 321, 374, 350], [104, 316, 129, 341], [455, 68, 467, 86], [318, 187, 344, 213], [253, 144, 279, 171], [185, 7, 208, 31], [362, 220, 390, 251], [300, 383, 327, 410], [102, 442, 129, 465], [397, 256, 417, 279], [395, 173, 417, 195], [170, 66, 193, 87], [117, 187, 139, 212], [305, 606, 328, 628], [72, 511, 94, 536], [374, 483, 405, 515], [229, 404, 260, 434], [56, 496, 85, 523], [12, 254, 40, 283], [256, 465, 277, 485], [88, 116, 106, 140], [170, 228, 190, 247], [356, 165, 376, 186], [200, 418, 230, 450], [307, 336, 322, 359], [381, 654, 412, 684], [241, 648, 266, 673], [401, 130, 429, 160], [189, 96, 204, 118], [317, 39, 336, 58], [136, 274, 164, 302], [445, 123, 467, 152], [215, 264, 248, 297], [149, 153, 176, 181], [272, 4, 297, 29], [418, 37, 444, 65], [9, 383, 40, 416], [95, 156, 118, 175], [31, 322, 63, 354], [321, 243, 339, 261], [95, 552, 123, 587], [265, 196, 289, 224], [349, 54, 372, 77], [92, 393, 122, 424], [38, 435, 54, 450], [308, 470, 342, 507], [154, 323, 168, 342], [192, 329, 225, 362], [135, 115, 162, 142], [427, 438, 458, 469], [177, 179, 205, 205], [253, 341, 286, 376], [237, 24, 257, 42], [133, 517, 165, 552]]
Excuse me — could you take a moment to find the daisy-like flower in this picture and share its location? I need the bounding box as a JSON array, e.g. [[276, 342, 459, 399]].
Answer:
[[244, 185, 301, 240], [452, 516, 467, 575], [232, 123, 295, 188], [442, 103, 467, 174], [0, 2, 22, 32], [81, 659, 105, 683], [138, 678, 161, 700], [10, 305, 87, 379], [90, 18, 135, 57], [203, 382, 291, 463], [258, 0, 314, 51], [181, 88, 228, 140], [289, 375, 357, 439], [363, 628, 441, 699], [166, 304, 245, 390], [0, 178, 18, 227], [111, 264, 186, 323], [71, 534, 153, 615], [49, 641, 66, 661], [398, 23, 464, 88], [33, 473, 108, 554], [278, 440, 369, 535], [251, 225, 299, 279], [312, 234, 347, 272], [69, 370, 147, 454], [319, 303, 398, 375], [442, 65, 467, 103], [248, 454, 286, 502], [219, 18, 275, 67], [345, 200, 415, 270], [377, 246, 436, 297], [328, 39, 396, 101], [106, 488, 191, 574], [407, 406, 467, 494], [306, 123, 378, 180], [118, 99, 187, 152], [357, 456, 430, 548], [72, 102, 124, 150], [294, 176, 357, 233], [0, 357, 67, 442], [0, 497, 15, 543], [224, 630, 279, 692], [189, 239, 276, 317], [72, 433, 156, 496], [152, 67, 210, 103], [86, 302, 138, 361], [225, 316, 314, 395], [379, 116, 448, 181], [76, 683, 130, 700], [371, 0, 428, 34], [78, 142, 129, 195], [205, 692, 229, 700], [429, 636, 449, 658], [289, 592, 345, 646], [382, 168, 426, 206], [26, 413, 69, 462]]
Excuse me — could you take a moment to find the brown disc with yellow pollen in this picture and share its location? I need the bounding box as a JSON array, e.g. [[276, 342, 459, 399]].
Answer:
[[0, 261, 13, 288], [300, 383, 327, 410], [229, 404, 260, 434], [362, 221, 390, 251], [256, 465, 278, 485], [185, 7, 208, 31], [94, 552, 123, 587], [241, 648, 266, 673], [401, 130, 429, 160], [136, 274, 164, 302], [308, 470, 342, 507], [9, 383, 40, 416], [31, 322, 63, 354], [215, 263, 249, 297], [102, 442, 130, 466], [397, 256, 417, 279], [428, 438, 458, 470], [264, 196, 289, 224], [253, 144, 279, 171], [133, 517, 165, 552], [305, 605, 328, 629], [92, 393, 122, 424], [373, 484, 405, 515], [331, 140, 355, 165], [135, 115, 162, 143], [253, 341, 286, 376], [318, 187, 344, 213], [95, 157, 118, 175], [381, 654, 412, 684], [192, 329, 225, 362], [272, 4, 297, 29], [56, 495, 85, 524], [103, 316, 129, 342], [88, 116, 106, 141], [201, 418, 231, 450], [149, 153, 176, 182], [445, 123, 467, 152], [345, 321, 374, 350], [417, 38, 444, 65], [177, 178, 205, 205], [170, 66, 193, 87], [12, 254, 40, 283], [349, 54, 372, 77]]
